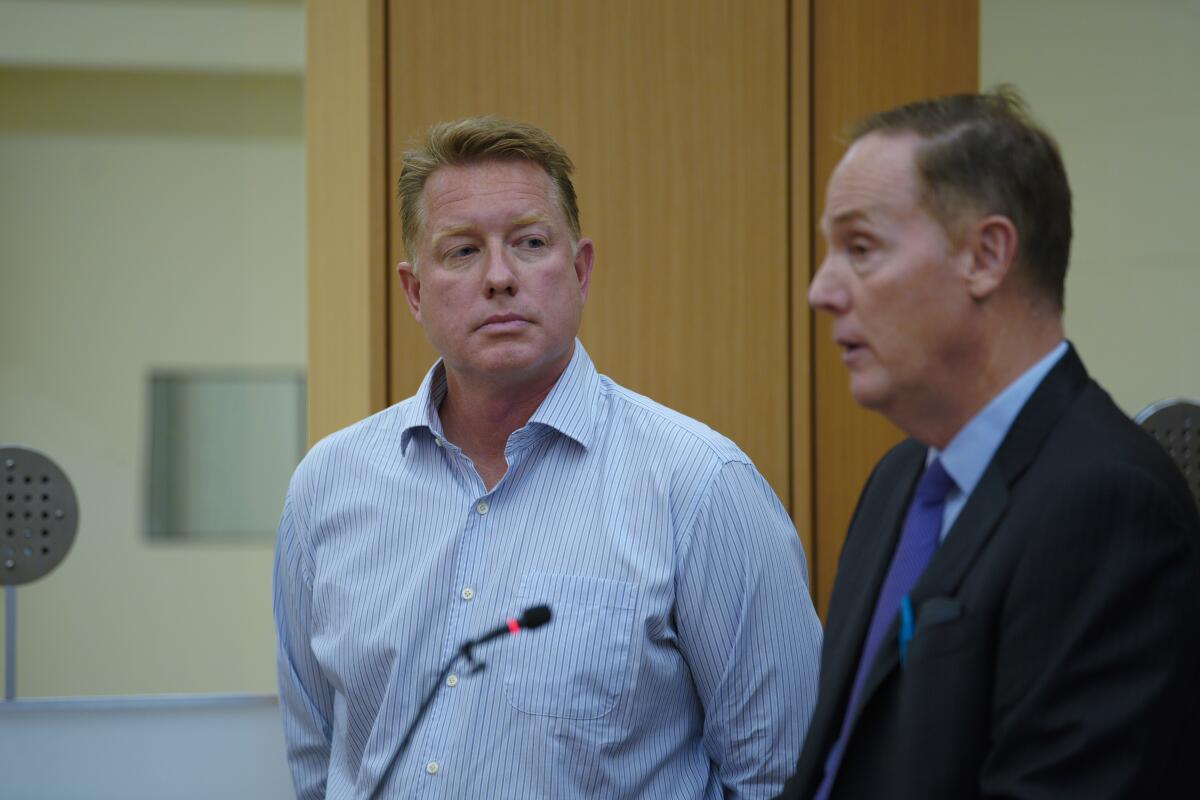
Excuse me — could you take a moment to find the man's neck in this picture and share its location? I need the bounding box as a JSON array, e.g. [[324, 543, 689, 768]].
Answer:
[[438, 362, 567, 490], [901, 311, 1064, 450]]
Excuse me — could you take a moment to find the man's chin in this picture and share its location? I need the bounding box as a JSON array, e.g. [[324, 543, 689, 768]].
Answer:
[[449, 344, 572, 389], [847, 375, 889, 412]]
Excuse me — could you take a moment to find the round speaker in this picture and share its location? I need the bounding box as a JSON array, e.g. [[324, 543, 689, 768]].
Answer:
[[1135, 398, 1200, 513], [1, 446, 80, 586]]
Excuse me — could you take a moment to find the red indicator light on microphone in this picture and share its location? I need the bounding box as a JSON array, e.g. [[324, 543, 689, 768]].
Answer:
[[507, 618, 520, 635]]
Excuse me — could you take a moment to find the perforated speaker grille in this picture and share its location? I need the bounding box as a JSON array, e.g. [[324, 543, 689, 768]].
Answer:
[[1, 446, 79, 586], [1136, 399, 1200, 513]]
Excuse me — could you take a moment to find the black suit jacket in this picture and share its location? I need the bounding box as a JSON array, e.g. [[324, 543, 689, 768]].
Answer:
[[781, 347, 1200, 799]]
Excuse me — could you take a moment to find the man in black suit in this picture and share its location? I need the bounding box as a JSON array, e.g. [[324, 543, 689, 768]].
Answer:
[[781, 90, 1200, 799]]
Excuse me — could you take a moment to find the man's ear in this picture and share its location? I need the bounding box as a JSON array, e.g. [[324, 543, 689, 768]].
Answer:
[[573, 238, 595, 302], [397, 261, 422, 322], [965, 214, 1019, 301]]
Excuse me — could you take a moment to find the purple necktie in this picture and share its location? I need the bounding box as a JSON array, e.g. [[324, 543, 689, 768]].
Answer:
[[814, 458, 955, 800]]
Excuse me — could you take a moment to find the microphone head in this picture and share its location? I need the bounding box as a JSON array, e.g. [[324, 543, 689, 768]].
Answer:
[[519, 605, 552, 630]]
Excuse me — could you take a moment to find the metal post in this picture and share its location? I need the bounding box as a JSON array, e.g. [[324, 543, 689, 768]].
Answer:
[[4, 585, 14, 700]]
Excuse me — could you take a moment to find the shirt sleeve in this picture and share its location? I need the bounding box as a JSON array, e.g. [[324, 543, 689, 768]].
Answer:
[[674, 460, 823, 799], [273, 485, 335, 800]]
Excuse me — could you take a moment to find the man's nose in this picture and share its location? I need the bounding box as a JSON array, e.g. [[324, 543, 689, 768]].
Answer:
[[808, 256, 848, 314], [483, 248, 517, 297]]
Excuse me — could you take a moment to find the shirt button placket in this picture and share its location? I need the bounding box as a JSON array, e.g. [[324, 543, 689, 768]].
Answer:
[[461, 499, 488, 605]]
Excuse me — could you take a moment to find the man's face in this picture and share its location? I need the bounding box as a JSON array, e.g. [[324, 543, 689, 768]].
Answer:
[[809, 133, 975, 424], [398, 160, 593, 392]]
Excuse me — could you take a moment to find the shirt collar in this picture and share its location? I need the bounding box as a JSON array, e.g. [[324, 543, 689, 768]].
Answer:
[[397, 339, 601, 455], [524, 340, 601, 449], [931, 340, 1068, 497], [398, 360, 451, 455]]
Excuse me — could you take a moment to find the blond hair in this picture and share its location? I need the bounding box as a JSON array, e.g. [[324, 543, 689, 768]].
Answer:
[[397, 116, 581, 262]]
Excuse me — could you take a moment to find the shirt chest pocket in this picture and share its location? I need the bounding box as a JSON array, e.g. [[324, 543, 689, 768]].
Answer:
[[503, 572, 637, 720]]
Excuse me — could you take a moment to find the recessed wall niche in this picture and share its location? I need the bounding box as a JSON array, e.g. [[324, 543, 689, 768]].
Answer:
[[146, 370, 305, 540]]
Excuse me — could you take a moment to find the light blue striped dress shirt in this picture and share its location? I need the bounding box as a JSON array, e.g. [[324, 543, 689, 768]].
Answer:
[[274, 342, 822, 799]]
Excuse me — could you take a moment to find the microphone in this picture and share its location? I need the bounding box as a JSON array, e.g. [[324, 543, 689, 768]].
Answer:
[[368, 604, 553, 799], [460, 605, 552, 662]]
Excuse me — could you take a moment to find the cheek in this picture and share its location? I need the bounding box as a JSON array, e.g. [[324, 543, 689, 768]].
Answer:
[[544, 270, 584, 308], [563, 274, 586, 304], [856, 291, 904, 343], [426, 276, 472, 305], [858, 293, 929, 371], [895, 302, 962, 379]]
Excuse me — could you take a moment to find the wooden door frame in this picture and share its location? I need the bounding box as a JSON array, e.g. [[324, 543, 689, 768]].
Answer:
[[306, 0, 389, 445]]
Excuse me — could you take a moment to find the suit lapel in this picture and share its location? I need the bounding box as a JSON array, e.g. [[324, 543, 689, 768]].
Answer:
[[819, 445, 924, 743], [847, 345, 1092, 729]]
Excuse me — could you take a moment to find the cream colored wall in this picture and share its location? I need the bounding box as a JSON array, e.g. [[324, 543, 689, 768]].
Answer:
[[0, 2, 304, 696], [982, 0, 1200, 414]]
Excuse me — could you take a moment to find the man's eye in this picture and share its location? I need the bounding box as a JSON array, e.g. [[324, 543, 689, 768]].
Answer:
[[522, 237, 547, 249], [847, 240, 872, 258], [448, 245, 476, 259]]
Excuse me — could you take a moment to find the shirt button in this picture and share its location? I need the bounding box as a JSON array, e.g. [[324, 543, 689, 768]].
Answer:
[[425, 761, 439, 775], [461, 587, 474, 601], [475, 501, 489, 515], [434, 438, 443, 448], [446, 674, 458, 688]]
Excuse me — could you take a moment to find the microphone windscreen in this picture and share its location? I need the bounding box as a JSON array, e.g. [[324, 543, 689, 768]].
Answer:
[[520, 605, 552, 630]]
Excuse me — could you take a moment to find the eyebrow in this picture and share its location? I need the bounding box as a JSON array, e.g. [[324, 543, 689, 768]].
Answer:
[[430, 224, 474, 249], [820, 208, 871, 237], [830, 209, 871, 227], [429, 213, 553, 249], [511, 213, 552, 229]]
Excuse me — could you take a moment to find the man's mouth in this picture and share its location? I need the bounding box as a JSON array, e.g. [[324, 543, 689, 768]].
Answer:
[[835, 336, 866, 362], [478, 313, 528, 331]]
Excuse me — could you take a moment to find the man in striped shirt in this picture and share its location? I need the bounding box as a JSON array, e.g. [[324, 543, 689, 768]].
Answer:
[[274, 117, 822, 799]]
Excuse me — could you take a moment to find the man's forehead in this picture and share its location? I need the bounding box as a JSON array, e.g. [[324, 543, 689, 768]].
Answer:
[[821, 133, 923, 231], [422, 161, 559, 227], [424, 160, 554, 203]]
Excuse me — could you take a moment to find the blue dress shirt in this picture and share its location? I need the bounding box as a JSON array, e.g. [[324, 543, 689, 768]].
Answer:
[[933, 341, 1069, 538], [274, 341, 822, 799]]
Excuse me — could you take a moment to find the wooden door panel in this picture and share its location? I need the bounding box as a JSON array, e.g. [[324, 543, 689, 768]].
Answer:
[[387, 0, 795, 505]]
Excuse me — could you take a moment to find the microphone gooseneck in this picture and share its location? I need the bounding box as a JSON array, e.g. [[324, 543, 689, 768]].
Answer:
[[367, 604, 553, 799]]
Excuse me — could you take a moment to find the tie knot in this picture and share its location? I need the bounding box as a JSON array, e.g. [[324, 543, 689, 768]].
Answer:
[[915, 458, 955, 503]]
